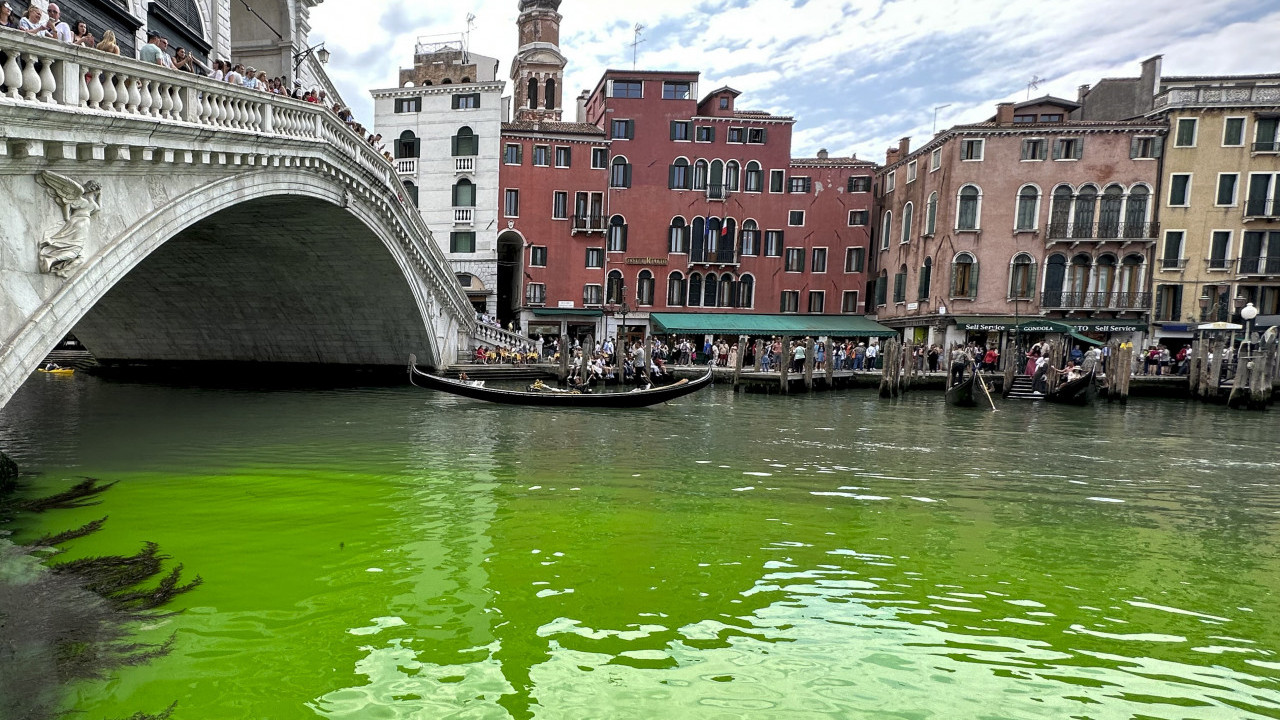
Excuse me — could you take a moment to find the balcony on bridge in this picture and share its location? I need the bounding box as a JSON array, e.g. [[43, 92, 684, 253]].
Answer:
[[1040, 291, 1152, 311], [1046, 221, 1159, 242], [571, 214, 606, 234], [688, 248, 738, 265], [396, 158, 417, 175]]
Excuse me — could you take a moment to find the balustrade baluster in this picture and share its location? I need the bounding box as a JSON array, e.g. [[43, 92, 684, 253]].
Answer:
[[169, 85, 182, 119], [86, 68, 103, 109], [136, 78, 151, 115], [212, 95, 225, 126], [3, 50, 22, 99], [21, 53, 40, 100], [151, 81, 165, 117], [125, 75, 141, 113], [78, 67, 89, 107], [100, 70, 117, 109], [37, 56, 55, 102]]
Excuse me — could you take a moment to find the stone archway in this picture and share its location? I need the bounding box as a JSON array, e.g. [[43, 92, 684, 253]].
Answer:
[[496, 229, 526, 329]]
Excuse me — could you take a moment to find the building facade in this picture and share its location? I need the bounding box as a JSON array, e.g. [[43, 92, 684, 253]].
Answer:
[[872, 98, 1165, 351], [373, 43, 505, 315]]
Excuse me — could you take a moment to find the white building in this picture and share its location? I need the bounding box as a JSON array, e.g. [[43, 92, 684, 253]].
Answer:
[[372, 41, 505, 316]]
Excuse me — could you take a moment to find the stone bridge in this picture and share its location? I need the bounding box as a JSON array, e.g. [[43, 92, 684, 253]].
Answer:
[[0, 32, 526, 409]]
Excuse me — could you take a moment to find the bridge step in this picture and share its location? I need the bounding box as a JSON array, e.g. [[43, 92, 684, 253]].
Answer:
[[37, 349, 99, 371]]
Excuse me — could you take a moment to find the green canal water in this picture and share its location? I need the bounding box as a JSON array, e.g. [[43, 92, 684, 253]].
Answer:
[[2, 372, 1280, 719]]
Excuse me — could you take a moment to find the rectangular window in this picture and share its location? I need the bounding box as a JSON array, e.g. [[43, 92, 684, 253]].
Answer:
[[585, 247, 603, 268], [788, 210, 805, 226], [780, 290, 799, 313], [503, 143, 522, 165], [662, 81, 691, 100], [452, 93, 480, 109], [848, 176, 871, 192], [1013, 114, 1036, 123], [1223, 117, 1245, 147], [1209, 231, 1232, 270], [1021, 138, 1047, 160], [885, 171, 896, 193], [727, 127, 745, 143], [788, 177, 811, 193], [1246, 173, 1280, 216], [530, 245, 547, 267], [1174, 117, 1198, 147], [504, 189, 519, 217], [611, 119, 634, 140], [765, 230, 783, 257], [1053, 137, 1083, 160], [554, 146, 572, 167], [747, 128, 766, 144], [533, 145, 550, 166], [1256, 117, 1280, 152], [844, 247, 865, 273], [525, 283, 546, 305], [591, 148, 608, 169], [906, 160, 917, 182], [553, 191, 568, 219], [610, 80, 643, 98], [1169, 174, 1191, 206], [695, 126, 715, 142], [808, 291, 825, 313], [583, 284, 603, 306], [1161, 230, 1185, 270], [785, 248, 804, 272], [930, 148, 942, 171], [670, 120, 690, 141], [1154, 284, 1182, 321], [812, 248, 827, 273], [1130, 136, 1160, 159], [1217, 173, 1239, 206], [394, 97, 421, 113], [841, 290, 860, 313], [769, 170, 785, 193], [449, 231, 476, 253], [848, 210, 868, 226], [960, 138, 984, 161]]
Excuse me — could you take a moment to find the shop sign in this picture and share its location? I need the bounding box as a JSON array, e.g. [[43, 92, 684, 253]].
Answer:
[[625, 257, 669, 265], [557, 300, 575, 308]]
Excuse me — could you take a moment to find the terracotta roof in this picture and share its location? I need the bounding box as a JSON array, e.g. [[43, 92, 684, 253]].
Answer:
[[1014, 95, 1081, 111], [501, 121, 607, 136], [791, 157, 876, 168], [733, 110, 794, 121], [699, 85, 741, 105], [956, 119, 1161, 130]]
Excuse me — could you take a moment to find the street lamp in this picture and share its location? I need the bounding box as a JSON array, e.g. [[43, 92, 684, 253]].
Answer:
[[608, 284, 630, 359], [1241, 301, 1259, 343], [293, 42, 330, 73]]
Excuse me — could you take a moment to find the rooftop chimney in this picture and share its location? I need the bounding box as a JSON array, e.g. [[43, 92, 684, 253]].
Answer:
[[898, 137, 911, 157], [886, 147, 900, 165], [817, 148, 829, 159], [995, 102, 1015, 125], [576, 90, 589, 123]]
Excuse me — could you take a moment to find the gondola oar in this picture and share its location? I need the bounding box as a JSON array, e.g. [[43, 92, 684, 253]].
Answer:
[[976, 371, 998, 411]]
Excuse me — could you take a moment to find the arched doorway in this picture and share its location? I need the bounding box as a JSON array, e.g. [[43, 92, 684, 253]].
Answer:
[[496, 230, 524, 330]]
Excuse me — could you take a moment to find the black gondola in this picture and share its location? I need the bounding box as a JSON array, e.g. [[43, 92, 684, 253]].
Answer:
[[1045, 370, 1096, 406], [945, 372, 979, 407], [408, 355, 714, 407]]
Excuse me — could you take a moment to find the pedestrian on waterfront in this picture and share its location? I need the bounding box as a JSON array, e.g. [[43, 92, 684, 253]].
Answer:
[[791, 341, 806, 373], [983, 346, 999, 371], [96, 29, 119, 54], [727, 343, 738, 370], [814, 341, 825, 371], [1024, 344, 1041, 376], [866, 341, 878, 370]]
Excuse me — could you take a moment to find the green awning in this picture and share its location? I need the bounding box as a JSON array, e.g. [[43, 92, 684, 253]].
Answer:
[[648, 313, 896, 337], [1014, 320, 1103, 346], [954, 316, 1018, 331], [531, 308, 603, 317]]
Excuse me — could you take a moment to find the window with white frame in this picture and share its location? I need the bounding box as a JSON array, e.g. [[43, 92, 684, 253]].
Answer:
[[880, 211, 892, 250], [504, 143, 522, 164], [789, 176, 812, 193], [585, 246, 603, 268], [1008, 253, 1035, 299], [900, 202, 914, 243], [668, 217, 689, 253], [525, 283, 546, 305], [1021, 138, 1047, 160], [788, 210, 805, 226], [530, 245, 547, 267], [533, 145, 550, 166], [554, 146, 571, 167], [1015, 185, 1040, 230], [1217, 173, 1239, 206], [747, 128, 766, 144], [611, 119, 634, 139], [591, 148, 608, 169], [695, 126, 715, 142], [769, 169, 785, 193], [951, 252, 978, 298], [765, 230, 783, 257], [785, 248, 804, 272], [1161, 231, 1185, 270], [930, 147, 942, 171], [609, 80, 643, 98], [849, 210, 868, 226], [1130, 136, 1161, 159], [961, 138, 984, 161], [841, 290, 860, 313], [845, 247, 865, 273], [1256, 117, 1280, 152], [744, 162, 763, 192], [1168, 174, 1191, 206], [812, 248, 827, 273], [780, 290, 799, 313], [662, 80, 692, 100], [1174, 117, 1198, 147], [670, 120, 690, 141], [1223, 117, 1246, 147], [552, 191, 568, 219], [848, 176, 871, 192], [583, 284, 603, 306], [907, 160, 917, 183], [925, 192, 938, 235], [957, 185, 981, 230], [808, 291, 825, 313], [885, 171, 896, 193], [1053, 137, 1083, 160], [504, 189, 519, 217], [610, 157, 632, 188], [740, 220, 759, 256], [607, 216, 627, 251]]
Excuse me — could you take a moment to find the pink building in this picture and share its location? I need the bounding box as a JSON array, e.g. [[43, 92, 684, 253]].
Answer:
[[872, 98, 1166, 353]]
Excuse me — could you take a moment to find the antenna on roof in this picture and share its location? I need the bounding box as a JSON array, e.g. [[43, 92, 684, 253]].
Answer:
[[631, 23, 645, 71], [1026, 75, 1042, 100], [932, 104, 951, 135], [464, 13, 476, 61]]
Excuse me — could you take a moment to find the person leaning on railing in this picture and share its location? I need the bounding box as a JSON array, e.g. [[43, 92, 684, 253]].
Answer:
[[0, 2, 19, 29]]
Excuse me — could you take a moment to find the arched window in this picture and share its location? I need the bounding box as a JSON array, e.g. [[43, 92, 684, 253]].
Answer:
[[736, 274, 755, 308], [669, 217, 689, 253], [744, 161, 763, 192], [452, 179, 475, 207], [402, 180, 418, 208], [688, 273, 702, 307], [637, 270, 654, 306], [926, 192, 938, 235], [726, 160, 740, 192], [606, 269, 624, 304], [719, 274, 733, 307], [1094, 254, 1117, 301], [545, 78, 556, 110], [1073, 186, 1098, 238], [901, 202, 914, 244], [709, 160, 725, 197], [704, 272, 719, 307], [693, 159, 709, 190], [1098, 185, 1124, 238], [951, 252, 978, 298], [1124, 186, 1150, 238], [1009, 253, 1035, 299], [667, 272, 686, 306], [706, 217, 722, 253], [396, 130, 420, 159], [669, 157, 690, 189], [720, 218, 737, 263], [957, 185, 981, 230], [691, 216, 706, 260], [1068, 253, 1092, 296], [1050, 185, 1073, 236], [1015, 185, 1040, 230], [452, 126, 477, 156], [610, 156, 631, 188], [880, 210, 892, 250], [1043, 253, 1067, 307], [917, 257, 932, 301], [607, 215, 628, 251], [740, 220, 759, 256], [527, 77, 539, 109]]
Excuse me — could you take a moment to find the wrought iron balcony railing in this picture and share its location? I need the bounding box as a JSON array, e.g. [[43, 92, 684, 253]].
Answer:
[[1160, 258, 1188, 271], [1040, 291, 1152, 310], [689, 248, 738, 265], [1237, 256, 1280, 275], [706, 184, 729, 201], [1046, 221, 1159, 240]]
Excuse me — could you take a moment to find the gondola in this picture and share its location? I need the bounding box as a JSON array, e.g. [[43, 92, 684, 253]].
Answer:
[[1044, 369, 1096, 406], [945, 372, 979, 407], [408, 355, 713, 407]]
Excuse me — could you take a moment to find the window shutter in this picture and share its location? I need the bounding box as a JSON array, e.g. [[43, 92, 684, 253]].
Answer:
[[669, 164, 677, 189], [563, 147, 571, 166], [968, 262, 980, 297], [1172, 285, 1182, 321], [1073, 139, 1084, 160], [516, 145, 523, 163], [1028, 262, 1037, 296], [950, 265, 959, 297], [1021, 141, 1032, 161], [761, 128, 768, 143], [1152, 136, 1164, 158], [1154, 287, 1164, 320], [451, 136, 458, 156], [670, 121, 678, 140], [1052, 140, 1063, 160], [624, 164, 632, 187], [1129, 136, 1141, 159], [621, 224, 628, 251]]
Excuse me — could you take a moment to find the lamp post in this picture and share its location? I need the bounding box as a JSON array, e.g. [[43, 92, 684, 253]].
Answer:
[[293, 42, 330, 74], [1241, 301, 1259, 347], [608, 284, 630, 362]]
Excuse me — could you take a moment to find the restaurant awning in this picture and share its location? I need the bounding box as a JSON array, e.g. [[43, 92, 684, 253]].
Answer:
[[648, 313, 897, 337], [954, 317, 1147, 332], [1014, 320, 1103, 345]]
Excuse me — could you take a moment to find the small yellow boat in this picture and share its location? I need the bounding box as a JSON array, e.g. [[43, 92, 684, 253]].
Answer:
[[37, 367, 75, 375]]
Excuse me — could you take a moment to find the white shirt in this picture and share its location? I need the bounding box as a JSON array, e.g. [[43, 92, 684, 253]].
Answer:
[[54, 21, 73, 43]]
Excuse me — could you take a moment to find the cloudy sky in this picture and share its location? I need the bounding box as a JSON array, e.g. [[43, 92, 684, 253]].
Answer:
[[310, 0, 1280, 160]]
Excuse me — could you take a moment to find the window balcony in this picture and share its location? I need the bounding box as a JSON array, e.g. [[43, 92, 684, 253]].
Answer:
[[395, 158, 417, 175], [689, 248, 739, 265], [1237, 256, 1280, 275], [571, 214, 607, 234], [453, 207, 474, 224], [1253, 141, 1280, 153], [1046, 221, 1159, 241], [1244, 199, 1280, 220], [706, 184, 729, 201], [455, 157, 475, 174], [1205, 257, 1233, 272], [1040, 291, 1152, 310], [1161, 258, 1188, 271]]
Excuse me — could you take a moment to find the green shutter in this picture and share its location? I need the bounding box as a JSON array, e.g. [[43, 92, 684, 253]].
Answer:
[[669, 164, 678, 189], [968, 262, 980, 298], [1028, 262, 1037, 298], [950, 265, 959, 297], [1129, 136, 1141, 159], [1172, 285, 1182, 321], [1073, 138, 1084, 160], [1152, 136, 1164, 158], [670, 121, 678, 140], [1052, 140, 1064, 160], [451, 136, 458, 156], [1154, 286, 1165, 320]]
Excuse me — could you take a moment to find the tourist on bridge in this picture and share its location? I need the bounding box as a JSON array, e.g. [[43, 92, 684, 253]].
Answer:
[[17, 3, 45, 34], [0, 3, 17, 28], [96, 29, 119, 54]]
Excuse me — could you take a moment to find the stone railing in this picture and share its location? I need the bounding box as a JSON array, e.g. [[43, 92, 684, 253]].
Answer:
[[1153, 84, 1280, 110], [473, 324, 535, 353], [0, 31, 484, 342]]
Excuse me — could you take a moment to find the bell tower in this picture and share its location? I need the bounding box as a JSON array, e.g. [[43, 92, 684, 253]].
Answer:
[[511, 0, 567, 122]]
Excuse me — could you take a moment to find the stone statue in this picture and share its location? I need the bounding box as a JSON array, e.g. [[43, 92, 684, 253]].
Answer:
[[36, 170, 101, 278]]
